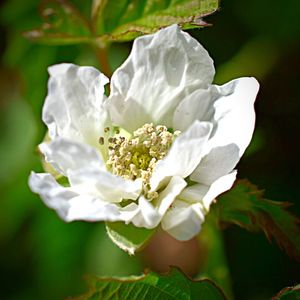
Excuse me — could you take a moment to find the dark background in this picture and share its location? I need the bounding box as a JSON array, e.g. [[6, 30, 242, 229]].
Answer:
[[0, 0, 299, 299]]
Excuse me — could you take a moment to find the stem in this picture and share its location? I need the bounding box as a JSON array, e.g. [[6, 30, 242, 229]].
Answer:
[[94, 44, 112, 78]]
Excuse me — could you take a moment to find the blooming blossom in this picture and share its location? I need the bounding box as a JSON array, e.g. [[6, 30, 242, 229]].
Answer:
[[29, 25, 259, 242]]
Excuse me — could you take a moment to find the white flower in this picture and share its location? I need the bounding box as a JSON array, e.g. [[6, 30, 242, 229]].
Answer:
[[29, 25, 259, 241]]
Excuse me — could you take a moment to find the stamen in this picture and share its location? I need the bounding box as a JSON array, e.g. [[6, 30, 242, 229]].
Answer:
[[108, 137, 116, 143], [98, 137, 104, 145], [106, 123, 181, 200]]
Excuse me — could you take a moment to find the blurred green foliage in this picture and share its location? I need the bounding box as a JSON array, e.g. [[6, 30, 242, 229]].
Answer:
[[0, 0, 300, 299]]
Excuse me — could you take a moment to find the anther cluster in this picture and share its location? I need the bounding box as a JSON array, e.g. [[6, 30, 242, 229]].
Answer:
[[106, 123, 180, 199]]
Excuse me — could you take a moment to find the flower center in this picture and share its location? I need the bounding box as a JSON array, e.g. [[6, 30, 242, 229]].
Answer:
[[105, 123, 180, 199]]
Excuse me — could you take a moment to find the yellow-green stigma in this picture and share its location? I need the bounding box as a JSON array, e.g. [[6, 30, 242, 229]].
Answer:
[[105, 123, 180, 199]]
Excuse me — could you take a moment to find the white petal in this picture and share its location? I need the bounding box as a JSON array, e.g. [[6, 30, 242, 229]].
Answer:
[[66, 196, 122, 222], [29, 171, 75, 219], [190, 143, 240, 185], [210, 77, 259, 154], [119, 202, 140, 223], [178, 184, 210, 204], [191, 77, 259, 185], [123, 177, 186, 229], [155, 176, 187, 216], [173, 86, 218, 132], [43, 63, 110, 148], [39, 138, 104, 176], [162, 200, 205, 241], [28, 171, 122, 222], [68, 167, 142, 203], [131, 196, 160, 229], [201, 170, 237, 210], [162, 172, 237, 240], [108, 25, 215, 132], [150, 121, 212, 191], [180, 170, 237, 211]]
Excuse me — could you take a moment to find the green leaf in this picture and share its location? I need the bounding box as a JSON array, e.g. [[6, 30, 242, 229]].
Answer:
[[24, 0, 219, 45], [94, 0, 219, 42], [74, 268, 226, 300], [106, 222, 156, 255], [215, 180, 300, 261], [273, 284, 300, 300], [23, 0, 92, 45]]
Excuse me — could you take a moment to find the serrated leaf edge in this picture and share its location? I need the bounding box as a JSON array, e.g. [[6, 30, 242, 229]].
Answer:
[[71, 267, 227, 300]]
